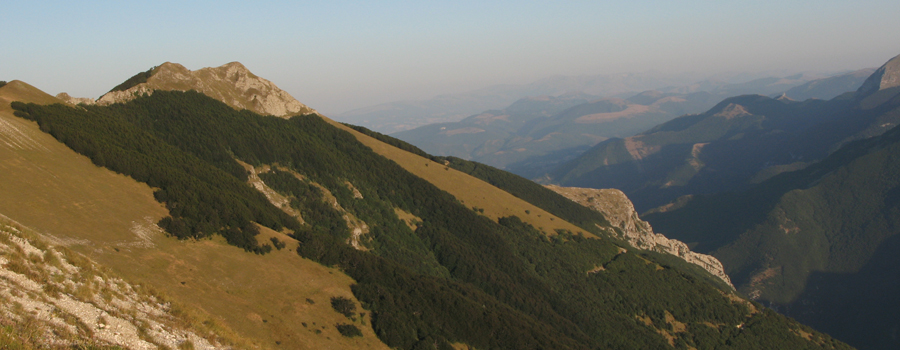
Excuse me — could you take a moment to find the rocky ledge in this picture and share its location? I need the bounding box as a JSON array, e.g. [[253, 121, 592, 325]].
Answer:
[[546, 185, 734, 288]]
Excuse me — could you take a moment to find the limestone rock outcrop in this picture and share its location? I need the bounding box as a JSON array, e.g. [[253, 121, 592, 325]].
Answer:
[[55, 92, 96, 106], [857, 53, 900, 96], [96, 62, 316, 118], [546, 185, 734, 288]]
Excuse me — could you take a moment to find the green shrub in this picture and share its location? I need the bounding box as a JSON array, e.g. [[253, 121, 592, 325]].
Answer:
[[336, 323, 362, 338], [270, 237, 286, 250], [330, 296, 356, 318]]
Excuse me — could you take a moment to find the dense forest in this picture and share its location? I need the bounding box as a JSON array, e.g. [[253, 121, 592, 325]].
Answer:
[[12, 92, 850, 349], [644, 119, 900, 349]]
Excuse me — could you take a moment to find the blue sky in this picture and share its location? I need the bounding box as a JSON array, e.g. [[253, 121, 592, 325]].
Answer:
[[2, 1, 899, 114]]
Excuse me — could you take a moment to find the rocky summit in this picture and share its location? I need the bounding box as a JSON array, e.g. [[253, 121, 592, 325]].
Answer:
[[93, 61, 316, 117]]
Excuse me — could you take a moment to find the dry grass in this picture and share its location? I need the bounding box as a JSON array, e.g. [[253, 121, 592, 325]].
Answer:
[[325, 117, 596, 238], [724, 291, 759, 315], [0, 80, 604, 350], [0, 81, 63, 114], [0, 82, 390, 349], [635, 311, 688, 347]]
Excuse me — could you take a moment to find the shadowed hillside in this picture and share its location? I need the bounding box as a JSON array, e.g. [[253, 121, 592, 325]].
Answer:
[[549, 54, 900, 212], [640, 55, 900, 350]]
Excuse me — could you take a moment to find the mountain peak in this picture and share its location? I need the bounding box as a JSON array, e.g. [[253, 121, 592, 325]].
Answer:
[[221, 61, 247, 69], [153, 61, 189, 75], [856, 53, 900, 96], [97, 62, 315, 117]]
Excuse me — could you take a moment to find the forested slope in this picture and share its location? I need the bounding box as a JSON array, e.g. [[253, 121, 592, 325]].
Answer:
[[11, 91, 850, 349], [644, 110, 900, 350]]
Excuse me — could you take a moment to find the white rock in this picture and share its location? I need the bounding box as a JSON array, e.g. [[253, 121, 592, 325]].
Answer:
[[545, 185, 734, 288], [95, 61, 316, 118]]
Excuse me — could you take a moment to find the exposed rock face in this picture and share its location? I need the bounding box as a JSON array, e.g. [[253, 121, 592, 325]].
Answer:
[[96, 62, 316, 117], [545, 185, 734, 288], [55, 92, 96, 106], [857, 53, 900, 96], [0, 216, 225, 349]]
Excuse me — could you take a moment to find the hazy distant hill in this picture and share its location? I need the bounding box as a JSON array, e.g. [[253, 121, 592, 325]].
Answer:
[[547, 55, 897, 212], [583, 53, 900, 350], [390, 72, 844, 181], [783, 68, 876, 101], [687, 73, 828, 97], [644, 94, 900, 350], [337, 71, 827, 134], [0, 63, 850, 349]]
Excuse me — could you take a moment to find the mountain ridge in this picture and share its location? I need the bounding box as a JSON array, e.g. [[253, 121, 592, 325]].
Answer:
[[856, 53, 900, 97], [339, 71, 831, 134], [60, 62, 317, 118], [644, 117, 900, 350], [782, 69, 875, 101], [1, 66, 854, 349], [390, 70, 857, 181], [0, 78, 391, 350], [545, 63, 896, 212]]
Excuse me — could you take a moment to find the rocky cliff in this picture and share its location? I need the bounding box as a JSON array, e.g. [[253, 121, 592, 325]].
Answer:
[[94, 62, 316, 117], [55, 92, 96, 106], [545, 185, 734, 288], [857, 53, 900, 96]]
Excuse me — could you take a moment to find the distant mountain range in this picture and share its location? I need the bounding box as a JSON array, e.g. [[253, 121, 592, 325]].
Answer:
[[336, 70, 848, 134], [393, 91, 718, 178], [543, 53, 900, 350], [782, 68, 877, 101], [644, 110, 900, 350], [392, 69, 873, 180], [547, 64, 893, 212]]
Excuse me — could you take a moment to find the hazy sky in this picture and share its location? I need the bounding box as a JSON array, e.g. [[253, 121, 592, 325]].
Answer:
[[3, 0, 899, 114]]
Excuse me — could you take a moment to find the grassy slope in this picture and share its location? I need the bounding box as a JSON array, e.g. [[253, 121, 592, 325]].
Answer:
[[326, 118, 597, 238], [0, 82, 390, 350], [0, 215, 242, 349]]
